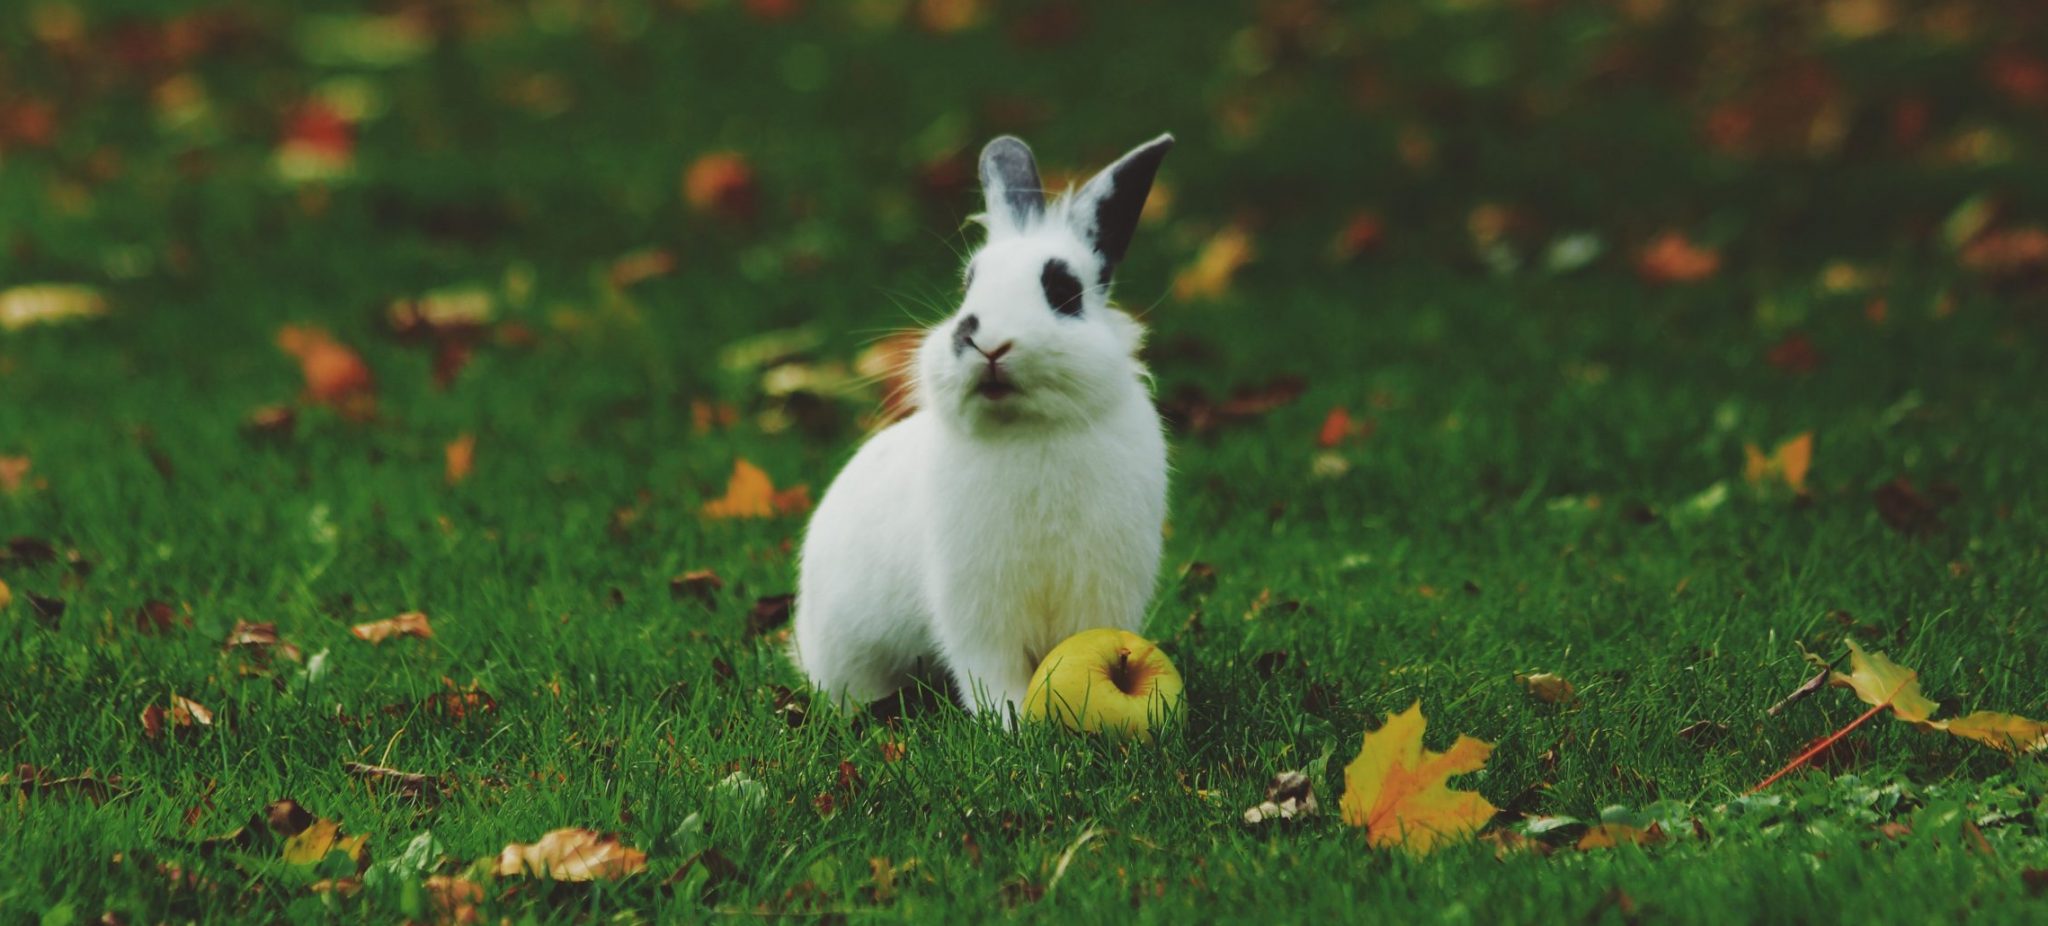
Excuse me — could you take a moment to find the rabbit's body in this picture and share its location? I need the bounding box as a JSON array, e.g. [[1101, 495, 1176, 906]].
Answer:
[[793, 134, 1175, 722]]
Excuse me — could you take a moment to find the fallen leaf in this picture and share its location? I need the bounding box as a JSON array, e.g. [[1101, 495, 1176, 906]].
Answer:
[[1766, 665, 1833, 716], [1516, 672, 1577, 704], [1940, 710, 2048, 754], [1765, 333, 1823, 374], [0, 578, 9, 611], [142, 695, 213, 741], [1742, 432, 1813, 493], [1959, 226, 2048, 277], [682, 152, 757, 221], [748, 594, 794, 637], [444, 434, 475, 485], [1242, 769, 1318, 825], [341, 761, 440, 798], [1340, 702, 1497, 854], [1173, 225, 1255, 301], [855, 332, 924, 426], [608, 248, 678, 289], [276, 325, 375, 416], [1330, 211, 1385, 261], [282, 817, 367, 866], [1576, 822, 1667, 850], [496, 828, 647, 881], [670, 569, 724, 609], [0, 456, 31, 493], [1637, 231, 1721, 283], [350, 611, 433, 643], [224, 620, 302, 665], [274, 99, 354, 183], [423, 875, 483, 925], [700, 459, 811, 519], [1830, 640, 1942, 725], [1873, 477, 1944, 536], [0, 284, 108, 330]]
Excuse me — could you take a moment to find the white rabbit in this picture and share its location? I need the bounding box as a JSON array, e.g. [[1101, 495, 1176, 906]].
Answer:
[[791, 133, 1174, 723]]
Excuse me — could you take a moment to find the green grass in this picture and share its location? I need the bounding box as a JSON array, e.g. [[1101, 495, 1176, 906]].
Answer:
[[4, 1, 2048, 922]]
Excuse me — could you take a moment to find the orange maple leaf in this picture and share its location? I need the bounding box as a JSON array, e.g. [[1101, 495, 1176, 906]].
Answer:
[[276, 325, 375, 417], [701, 459, 811, 519], [444, 434, 476, 485], [1340, 702, 1497, 854], [1742, 432, 1812, 493]]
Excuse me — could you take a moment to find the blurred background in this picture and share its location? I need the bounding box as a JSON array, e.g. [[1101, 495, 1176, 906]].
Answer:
[[6, 0, 2047, 327], [2, 0, 2046, 548]]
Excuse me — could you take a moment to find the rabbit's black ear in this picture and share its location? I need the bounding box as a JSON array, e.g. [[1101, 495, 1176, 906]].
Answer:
[[979, 136, 1045, 235], [1069, 133, 1173, 282]]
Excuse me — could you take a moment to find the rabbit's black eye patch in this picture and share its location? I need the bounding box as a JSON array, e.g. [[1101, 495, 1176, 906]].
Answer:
[[1041, 259, 1083, 317]]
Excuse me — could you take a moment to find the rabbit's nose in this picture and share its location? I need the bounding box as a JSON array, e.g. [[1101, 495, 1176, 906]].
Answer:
[[977, 340, 1014, 362]]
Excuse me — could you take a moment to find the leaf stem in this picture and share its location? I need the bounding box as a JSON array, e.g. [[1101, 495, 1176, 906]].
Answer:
[[1747, 700, 1889, 795]]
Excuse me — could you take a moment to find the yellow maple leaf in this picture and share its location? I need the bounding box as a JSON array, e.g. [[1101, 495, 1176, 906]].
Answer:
[[1172, 225, 1255, 301], [700, 459, 811, 519], [1742, 432, 1813, 493], [1340, 702, 1497, 854], [1942, 711, 2048, 754], [1831, 640, 2047, 753], [1830, 639, 1942, 726], [282, 818, 367, 865]]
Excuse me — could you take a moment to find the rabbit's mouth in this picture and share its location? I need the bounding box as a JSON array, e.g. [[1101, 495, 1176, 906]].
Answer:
[[975, 369, 1021, 400]]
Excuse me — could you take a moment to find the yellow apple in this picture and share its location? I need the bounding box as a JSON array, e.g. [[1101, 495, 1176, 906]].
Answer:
[[1023, 629, 1184, 740]]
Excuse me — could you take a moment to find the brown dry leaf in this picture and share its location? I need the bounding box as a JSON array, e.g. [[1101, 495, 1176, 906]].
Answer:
[[142, 695, 214, 741], [670, 569, 724, 609], [1340, 702, 1497, 854], [1173, 225, 1255, 301], [0, 456, 31, 494], [1330, 211, 1385, 261], [1959, 226, 2048, 277], [1242, 769, 1318, 825], [341, 761, 440, 798], [1516, 672, 1577, 705], [0, 578, 10, 612], [701, 459, 811, 519], [682, 152, 757, 221], [1874, 477, 1944, 535], [276, 325, 375, 416], [1637, 231, 1721, 283], [350, 611, 433, 644], [1742, 432, 1813, 493], [282, 817, 367, 866], [444, 434, 475, 485], [1577, 822, 1668, 850], [608, 248, 678, 289], [496, 828, 647, 881], [0, 283, 108, 330], [423, 875, 483, 925], [224, 620, 302, 669]]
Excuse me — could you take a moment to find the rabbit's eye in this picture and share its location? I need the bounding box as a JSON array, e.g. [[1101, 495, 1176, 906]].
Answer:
[[1041, 259, 1083, 317]]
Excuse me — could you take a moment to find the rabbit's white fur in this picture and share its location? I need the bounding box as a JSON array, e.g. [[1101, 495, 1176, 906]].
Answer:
[[792, 134, 1173, 722]]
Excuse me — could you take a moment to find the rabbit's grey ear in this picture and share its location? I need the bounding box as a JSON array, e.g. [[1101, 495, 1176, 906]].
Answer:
[[979, 136, 1045, 235], [1068, 133, 1173, 281]]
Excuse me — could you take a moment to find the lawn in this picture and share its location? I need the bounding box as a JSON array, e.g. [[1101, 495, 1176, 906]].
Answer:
[[4, 1, 2047, 922]]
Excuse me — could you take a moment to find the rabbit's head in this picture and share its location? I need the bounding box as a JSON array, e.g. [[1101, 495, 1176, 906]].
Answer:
[[916, 134, 1173, 432]]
